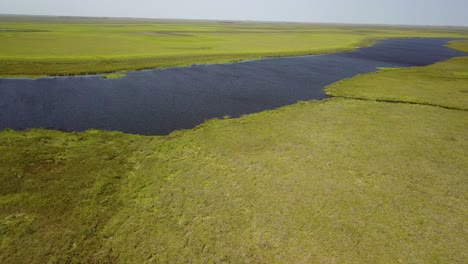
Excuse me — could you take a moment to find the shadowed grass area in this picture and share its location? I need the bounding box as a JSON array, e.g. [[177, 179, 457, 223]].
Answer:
[[1, 47, 467, 262], [0, 129, 145, 262], [1, 15, 468, 76], [325, 57, 468, 110]]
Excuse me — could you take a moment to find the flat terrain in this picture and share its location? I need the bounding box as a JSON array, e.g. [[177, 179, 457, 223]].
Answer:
[[326, 57, 468, 110], [1, 40, 467, 262], [0, 15, 468, 76]]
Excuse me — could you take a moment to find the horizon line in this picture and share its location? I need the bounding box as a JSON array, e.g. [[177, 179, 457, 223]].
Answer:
[[1, 13, 468, 28]]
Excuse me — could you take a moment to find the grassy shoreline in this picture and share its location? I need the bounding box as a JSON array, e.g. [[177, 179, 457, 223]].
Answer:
[[1, 36, 466, 79], [325, 56, 468, 110]]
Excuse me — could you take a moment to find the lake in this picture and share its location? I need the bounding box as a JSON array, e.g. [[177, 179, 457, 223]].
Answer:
[[0, 38, 466, 135]]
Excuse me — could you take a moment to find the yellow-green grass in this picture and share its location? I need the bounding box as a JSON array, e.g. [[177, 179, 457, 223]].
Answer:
[[377, 66, 400, 71], [448, 40, 468, 52], [102, 73, 126, 79], [1, 16, 468, 76], [1, 52, 467, 262], [326, 57, 468, 110]]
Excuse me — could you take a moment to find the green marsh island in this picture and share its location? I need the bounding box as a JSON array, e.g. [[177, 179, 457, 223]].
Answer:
[[1, 14, 468, 263]]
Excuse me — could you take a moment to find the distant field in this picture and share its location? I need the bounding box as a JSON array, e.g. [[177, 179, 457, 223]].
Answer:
[[1, 15, 468, 76], [1, 40, 467, 262], [449, 39, 468, 52], [326, 56, 468, 110]]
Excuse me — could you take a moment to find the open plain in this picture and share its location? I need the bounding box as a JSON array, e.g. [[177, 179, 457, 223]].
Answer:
[[0, 16, 467, 263]]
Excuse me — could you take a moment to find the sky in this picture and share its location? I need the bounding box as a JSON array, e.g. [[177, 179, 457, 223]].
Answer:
[[1, 0, 468, 26]]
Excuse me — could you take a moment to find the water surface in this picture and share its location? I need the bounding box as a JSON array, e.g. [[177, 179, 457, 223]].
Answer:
[[0, 38, 466, 135]]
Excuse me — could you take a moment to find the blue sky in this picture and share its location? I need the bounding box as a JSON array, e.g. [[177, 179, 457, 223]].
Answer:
[[2, 0, 468, 26]]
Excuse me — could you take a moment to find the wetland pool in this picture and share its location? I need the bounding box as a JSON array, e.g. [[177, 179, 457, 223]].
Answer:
[[0, 38, 466, 135]]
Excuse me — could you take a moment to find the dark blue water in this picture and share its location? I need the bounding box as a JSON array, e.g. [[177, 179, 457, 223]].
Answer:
[[0, 38, 466, 135]]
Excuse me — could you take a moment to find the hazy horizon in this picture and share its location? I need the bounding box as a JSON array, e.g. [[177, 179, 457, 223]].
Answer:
[[1, 0, 468, 27]]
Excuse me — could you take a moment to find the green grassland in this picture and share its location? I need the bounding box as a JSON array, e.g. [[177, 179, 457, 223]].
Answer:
[[448, 39, 468, 52], [1, 15, 468, 77], [326, 40, 468, 110], [1, 40, 467, 262], [326, 57, 468, 110]]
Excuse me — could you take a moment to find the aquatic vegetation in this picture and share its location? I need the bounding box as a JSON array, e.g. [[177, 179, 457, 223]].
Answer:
[[102, 73, 126, 79], [377, 66, 400, 71]]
